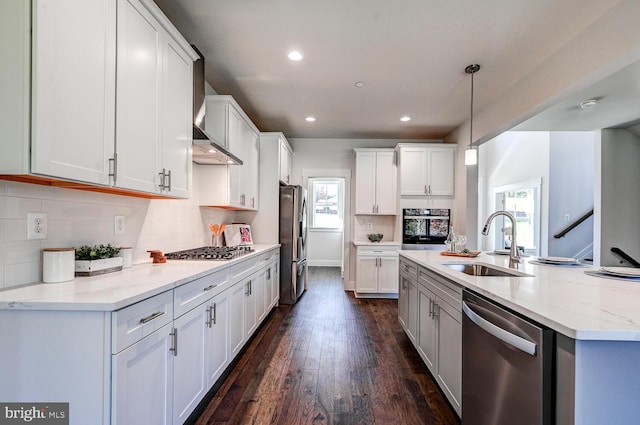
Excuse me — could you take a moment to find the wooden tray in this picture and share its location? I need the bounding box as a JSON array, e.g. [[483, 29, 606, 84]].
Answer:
[[440, 251, 481, 258]]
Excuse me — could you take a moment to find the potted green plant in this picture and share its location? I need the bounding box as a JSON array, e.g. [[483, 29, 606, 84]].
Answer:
[[75, 244, 123, 276]]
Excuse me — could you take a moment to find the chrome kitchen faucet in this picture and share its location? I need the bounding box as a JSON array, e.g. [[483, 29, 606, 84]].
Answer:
[[482, 211, 521, 269]]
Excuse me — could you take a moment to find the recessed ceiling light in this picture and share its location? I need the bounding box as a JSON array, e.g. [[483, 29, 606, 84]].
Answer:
[[305, 116, 316, 122], [354, 81, 365, 88], [400, 116, 411, 122], [288, 51, 303, 61], [580, 99, 597, 109]]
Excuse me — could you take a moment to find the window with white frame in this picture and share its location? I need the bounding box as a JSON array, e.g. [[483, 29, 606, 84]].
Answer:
[[309, 178, 343, 229]]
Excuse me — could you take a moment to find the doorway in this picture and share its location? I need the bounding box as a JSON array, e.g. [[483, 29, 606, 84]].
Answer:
[[302, 169, 351, 279]]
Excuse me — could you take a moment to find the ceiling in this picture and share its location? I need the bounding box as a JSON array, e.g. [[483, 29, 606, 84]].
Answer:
[[153, 0, 633, 140]]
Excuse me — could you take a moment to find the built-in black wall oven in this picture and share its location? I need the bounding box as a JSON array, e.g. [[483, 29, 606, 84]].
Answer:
[[402, 208, 450, 250]]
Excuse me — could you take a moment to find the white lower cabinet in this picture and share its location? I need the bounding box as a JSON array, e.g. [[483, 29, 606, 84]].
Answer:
[[398, 257, 462, 416], [229, 279, 247, 358], [0, 248, 279, 425], [112, 323, 174, 425], [355, 245, 400, 296]]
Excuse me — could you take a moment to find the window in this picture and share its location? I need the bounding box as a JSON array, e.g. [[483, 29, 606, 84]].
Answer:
[[494, 179, 541, 255], [310, 178, 343, 229]]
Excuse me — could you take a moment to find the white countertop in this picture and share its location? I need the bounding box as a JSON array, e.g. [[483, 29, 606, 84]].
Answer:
[[0, 244, 279, 312], [399, 250, 640, 342]]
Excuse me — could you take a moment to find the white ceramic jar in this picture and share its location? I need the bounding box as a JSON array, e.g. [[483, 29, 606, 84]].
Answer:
[[118, 247, 133, 268], [43, 248, 75, 283]]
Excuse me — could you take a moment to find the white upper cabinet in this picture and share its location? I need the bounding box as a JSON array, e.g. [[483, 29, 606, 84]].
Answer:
[[0, 0, 196, 198], [31, 0, 116, 185], [115, 0, 194, 198], [279, 137, 293, 185], [398, 144, 455, 196], [199, 96, 260, 210], [354, 149, 397, 215]]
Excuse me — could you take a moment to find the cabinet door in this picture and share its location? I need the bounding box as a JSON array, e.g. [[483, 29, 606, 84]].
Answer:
[[229, 280, 246, 358], [206, 292, 230, 387], [436, 300, 462, 412], [244, 277, 257, 338], [356, 255, 379, 293], [173, 304, 207, 425], [377, 255, 399, 293], [407, 280, 418, 344], [271, 260, 280, 307], [31, 0, 115, 185], [400, 147, 428, 196], [115, 0, 162, 193], [398, 275, 409, 331], [228, 107, 245, 207], [375, 151, 397, 214], [255, 267, 267, 323], [244, 124, 259, 210], [112, 323, 173, 425], [354, 151, 377, 214], [427, 148, 454, 196], [279, 138, 292, 184], [417, 284, 437, 372], [160, 38, 192, 198]]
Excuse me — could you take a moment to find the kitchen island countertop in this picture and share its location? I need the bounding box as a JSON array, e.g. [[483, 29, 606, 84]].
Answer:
[[0, 244, 280, 312], [400, 250, 640, 341]]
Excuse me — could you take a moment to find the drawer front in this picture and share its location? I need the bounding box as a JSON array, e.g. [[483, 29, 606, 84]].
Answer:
[[399, 258, 418, 280], [229, 256, 258, 283], [418, 266, 462, 310], [112, 290, 174, 353], [358, 245, 401, 256], [257, 249, 277, 270], [174, 268, 230, 318]]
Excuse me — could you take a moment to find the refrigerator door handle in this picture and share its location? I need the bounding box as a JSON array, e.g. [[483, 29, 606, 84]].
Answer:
[[462, 301, 537, 355], [293, 258, 308, 266]]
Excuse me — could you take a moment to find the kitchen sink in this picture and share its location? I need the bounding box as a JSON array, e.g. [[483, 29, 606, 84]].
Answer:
[[444, 263, 532, 277]]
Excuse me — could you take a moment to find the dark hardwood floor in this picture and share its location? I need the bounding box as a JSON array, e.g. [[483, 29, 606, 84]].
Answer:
[[195, 266, 460, 425]]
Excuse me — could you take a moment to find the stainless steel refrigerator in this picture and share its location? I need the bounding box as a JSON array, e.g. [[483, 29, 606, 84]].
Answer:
[[279, 185, 308, 304]]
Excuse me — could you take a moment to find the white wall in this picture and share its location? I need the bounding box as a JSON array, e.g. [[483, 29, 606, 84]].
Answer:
[[598, 128, 640, 266], [478, 132, 550, 253], [0, 170, 245, 289], [307, 230, 342, 267], [548, 132, 596, 258]]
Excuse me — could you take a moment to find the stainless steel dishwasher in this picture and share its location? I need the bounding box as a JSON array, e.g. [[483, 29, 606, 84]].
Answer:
[[462, 290, 553, 425]]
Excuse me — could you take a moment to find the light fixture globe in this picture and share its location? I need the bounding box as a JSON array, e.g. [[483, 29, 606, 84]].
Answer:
[[464, 64, 480, 166]]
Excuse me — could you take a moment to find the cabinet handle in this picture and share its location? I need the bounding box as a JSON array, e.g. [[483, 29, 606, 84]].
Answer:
[[158, 168, 166, 190], [246, 279, 252, 296], [139, 311, 165, 324], [267, 268, 271, 280], [433, 302, 440, 318], [212, 302, 217, 325], [286, 175, 290, 183], [251, 197, 255, 208], [428, 185, 432, 195], [109, 153, 118, 184], [429, 299, 433, 318], [166, 169, 171, 192], [204, 284, 217, 292], [169, 328, 178, 356], [206, 305, 213, 328]]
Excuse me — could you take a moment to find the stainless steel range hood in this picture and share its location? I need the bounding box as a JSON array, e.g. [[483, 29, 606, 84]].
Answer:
[[192, 46, 242, 165]]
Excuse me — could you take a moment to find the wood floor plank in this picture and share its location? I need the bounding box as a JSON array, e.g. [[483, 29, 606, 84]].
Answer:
[[193, 266, 460, 425]]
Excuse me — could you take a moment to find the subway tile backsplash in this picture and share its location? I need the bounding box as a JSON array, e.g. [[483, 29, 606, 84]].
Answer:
[[0, 178, 244, 289]]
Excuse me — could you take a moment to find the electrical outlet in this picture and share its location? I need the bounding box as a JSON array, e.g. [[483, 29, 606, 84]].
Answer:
[[367, 222, 373, 230], [564, 214, 571, 221], [27, 212, 47, 239], [114, 215, 126, 235]]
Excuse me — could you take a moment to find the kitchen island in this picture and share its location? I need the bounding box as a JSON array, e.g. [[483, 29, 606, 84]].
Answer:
[[0, 244, 280, 425], [399, 250, 640, 425]]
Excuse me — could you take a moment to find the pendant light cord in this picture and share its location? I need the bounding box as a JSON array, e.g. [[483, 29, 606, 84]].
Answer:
[[464, 64, 480, 150]]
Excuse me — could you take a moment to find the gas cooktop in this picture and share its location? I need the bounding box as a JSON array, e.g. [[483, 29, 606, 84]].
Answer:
[[165, 246, 254, 261]]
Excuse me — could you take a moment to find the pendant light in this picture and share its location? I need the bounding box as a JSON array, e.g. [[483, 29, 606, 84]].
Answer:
[[464, 64, 480, 166]]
